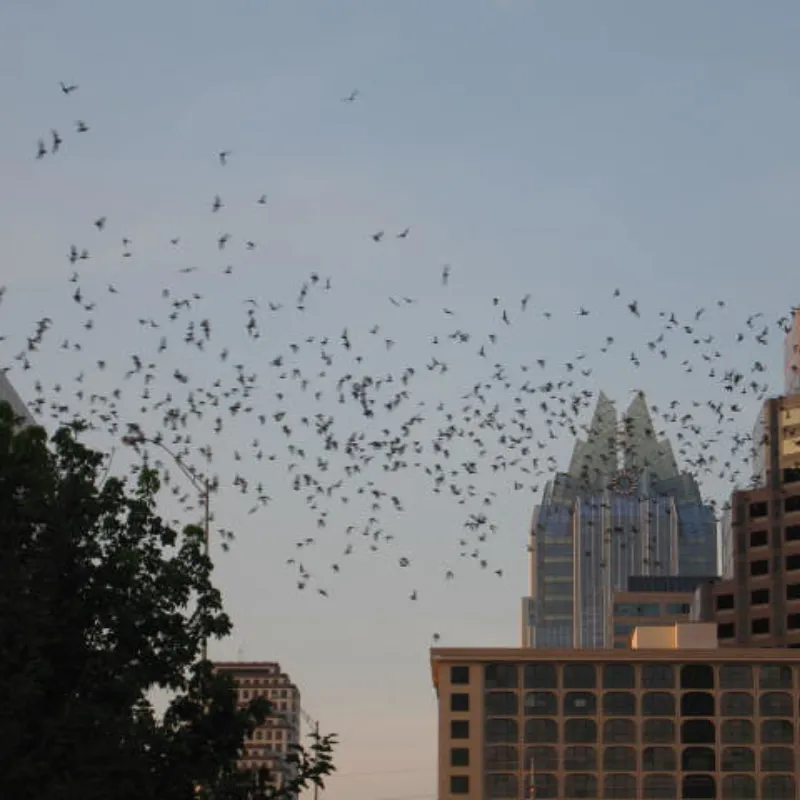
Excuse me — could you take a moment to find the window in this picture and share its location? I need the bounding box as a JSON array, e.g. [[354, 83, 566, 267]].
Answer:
[[643, 719, 674, 743], [451, 666, 469, 684], [524, 745, 557, 770], [786, 495, 800, 513], [528, 774, 558, 800], [750, 559, 769, 576], [665, 602, 691, 615], [603, 664, 635, 688], [752, 588, 770, 605], [682, 746, 715, 772], [642, 746, 675, 771], [563, 664, 596, 688], [523, 691, 556, 715], [681, 719, 715, 744], [450, 720, 469, 739], [752, 617, 770, 635], [450, 693, 469, 712], [524, 718, 556, 743], [485, 691, 517, 716], [750, 529, 768, 547], [603, 746, 636, 770], [787, 582, 800, 600], [603, 719, 635, 743], [643, 774, 676, 799], [721, 719, 753, 744], [615, 602, 660, 617], [563, 692, 596, 715], [603, 773, 636, 799], [762, 775, 797, 799], [760, 692, 793, 716], [760, 664, 793, 689], [484, 773, 516, 798], [564, 774, 597, 799], [721, 654, 753, 682], [716, 593, 734, 611], [788, 613, 800, 629], [485, 718, 517, 743], [564, 719, 596, 743], [603, 692, 636, 715], [681, 691, 714, 716], [787, 553, 800, 570], [485, 745, 517, 770], [721, 746, 755, 771], [523, 663, 557, 688], [786, 524, 800, 542], [762, 746, 794, 771], [681, 664, 714, 689], [785, 467, 800, 484], [749, 501, 767, 518], [564, 745, 596, 770], [718, 622, 735, 639], [485, 663, 518, 689], [642, 692, 675, 716], [762, 719, 794, 743], [641, 664, 674, 689], [450, 748, 469, 767], [723, 775, 756, 799], [721, 691, 753, 716], [450, 775, 469, 795]]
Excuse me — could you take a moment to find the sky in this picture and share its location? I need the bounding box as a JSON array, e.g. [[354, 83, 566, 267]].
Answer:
[[2, 2, 800, 798]]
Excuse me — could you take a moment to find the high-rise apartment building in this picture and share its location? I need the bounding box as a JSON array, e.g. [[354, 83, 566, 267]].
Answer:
[[432, 623, 800, 800], [213, 662, 301, 791], [522, 391, 718, 648], [0, 371, 34, 426], [703, 393, 800, 648]]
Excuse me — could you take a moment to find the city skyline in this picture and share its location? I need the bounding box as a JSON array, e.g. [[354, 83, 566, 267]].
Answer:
[[4, 2, 800, 798]]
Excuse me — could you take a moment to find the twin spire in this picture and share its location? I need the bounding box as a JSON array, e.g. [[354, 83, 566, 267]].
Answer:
[[568, 390, 679, 491]]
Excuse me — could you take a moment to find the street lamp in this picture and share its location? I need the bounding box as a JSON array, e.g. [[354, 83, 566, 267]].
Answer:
[[121, 431, 212, 661]]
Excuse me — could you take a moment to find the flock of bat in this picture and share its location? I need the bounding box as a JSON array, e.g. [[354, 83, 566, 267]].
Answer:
[[3, 79, 796, 614]]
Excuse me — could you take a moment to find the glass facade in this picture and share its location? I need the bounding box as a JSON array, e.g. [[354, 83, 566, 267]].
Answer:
[[676, 502, 718, 576]]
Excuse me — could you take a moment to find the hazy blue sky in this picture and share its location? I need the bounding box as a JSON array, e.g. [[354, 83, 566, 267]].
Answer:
[[3, 2, 800, 799]]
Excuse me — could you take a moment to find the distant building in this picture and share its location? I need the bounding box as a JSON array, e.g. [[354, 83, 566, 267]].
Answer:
[[432, 623, 800, 800], [0, 371, 34, 426], [522, 391, 718, 648], [784, 308, 800, 395], [213, 662, 301, 792]]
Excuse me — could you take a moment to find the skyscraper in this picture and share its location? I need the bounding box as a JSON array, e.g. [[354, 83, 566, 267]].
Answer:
[[521, 391, 718, 648], [784, 308, 800, 396]]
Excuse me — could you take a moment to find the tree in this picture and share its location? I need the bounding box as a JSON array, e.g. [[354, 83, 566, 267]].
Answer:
[[0, 401, 335, 800]]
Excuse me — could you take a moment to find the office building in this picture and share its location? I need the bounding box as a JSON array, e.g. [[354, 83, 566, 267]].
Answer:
[[522, 391, 718, 648], [705, 393, 800, 648], [213, 661, 301, 791], [0, 371, 34, 426], [432, 623, 800, 800], [611, 576, 715, 649]]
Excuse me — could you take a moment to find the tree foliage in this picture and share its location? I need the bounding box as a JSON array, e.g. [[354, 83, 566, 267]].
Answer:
[[0, 402, 335, 799]]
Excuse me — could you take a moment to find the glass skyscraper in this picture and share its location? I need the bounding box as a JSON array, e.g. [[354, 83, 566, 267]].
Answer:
[[521, 391, 718, 648]]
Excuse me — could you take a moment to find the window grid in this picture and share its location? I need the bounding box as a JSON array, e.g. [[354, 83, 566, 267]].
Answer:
[[477, 662, 799, 798]]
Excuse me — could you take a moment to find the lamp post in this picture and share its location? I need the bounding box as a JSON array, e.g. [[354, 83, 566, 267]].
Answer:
[[121, 432, 212, 661]]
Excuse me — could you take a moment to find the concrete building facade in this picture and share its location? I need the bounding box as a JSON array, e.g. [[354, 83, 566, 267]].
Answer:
[[213, 661, 301, 791], [0, 371, 34, 426], [432, 624, 800, 800], [707, 393, 800, 648]]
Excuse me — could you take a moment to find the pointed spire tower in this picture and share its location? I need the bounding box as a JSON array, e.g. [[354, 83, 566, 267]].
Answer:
[[568, 391, 618, 491], [620, 390, 678, 481]]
